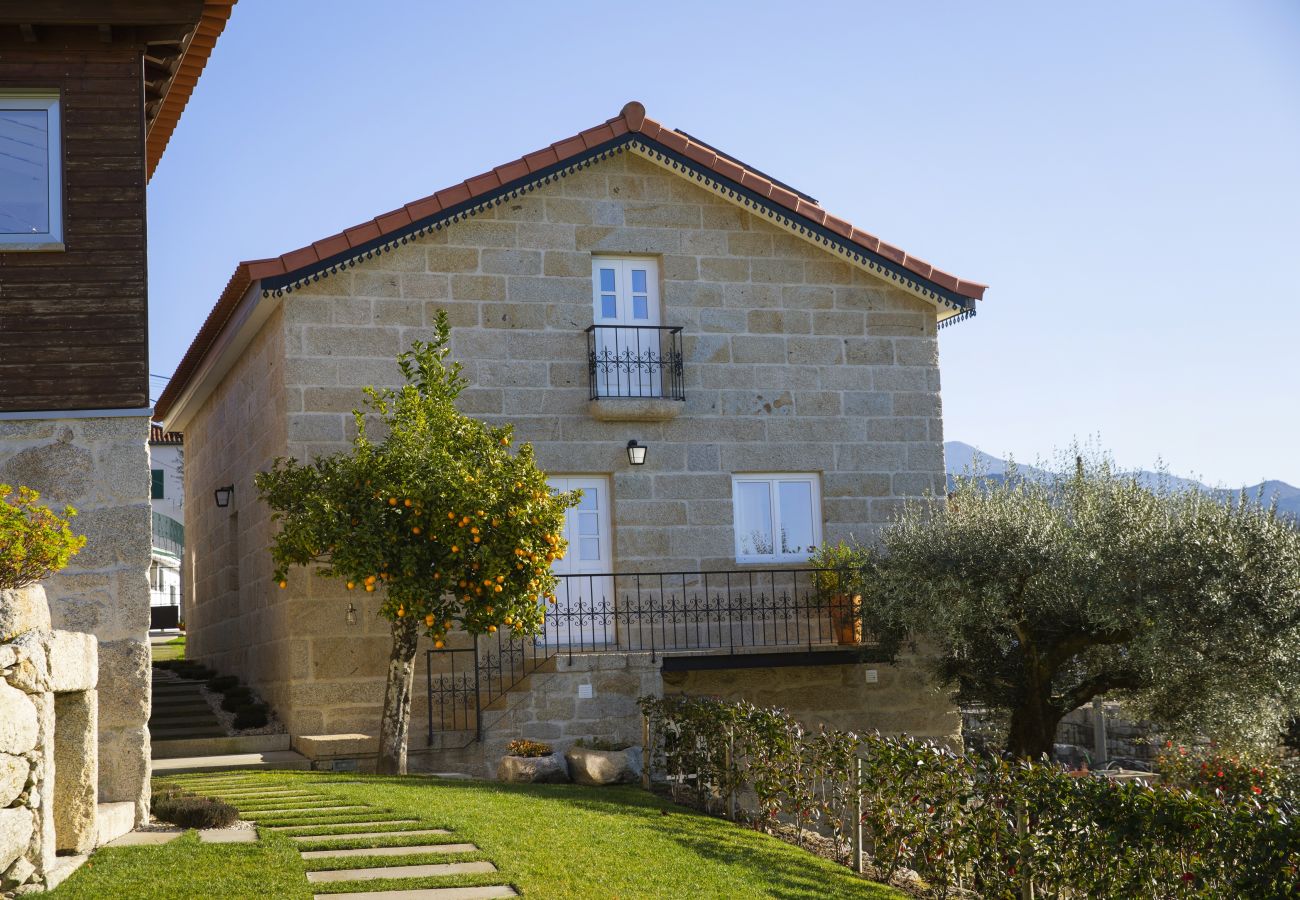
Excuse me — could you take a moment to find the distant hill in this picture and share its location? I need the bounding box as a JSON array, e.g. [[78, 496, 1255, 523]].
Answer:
[[944, 441, 1300, 518]]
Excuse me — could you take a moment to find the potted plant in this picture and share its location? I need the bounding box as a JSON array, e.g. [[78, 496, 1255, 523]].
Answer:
[[496, 738, 570, 784], [564, 737, 643, 786], [810, 541, 862, 645]]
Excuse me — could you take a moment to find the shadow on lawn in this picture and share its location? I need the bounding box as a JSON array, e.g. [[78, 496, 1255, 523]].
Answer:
[[353, 776, 898, 900]]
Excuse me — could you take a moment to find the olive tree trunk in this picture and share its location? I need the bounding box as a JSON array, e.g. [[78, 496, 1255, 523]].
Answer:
[[1006, 698, 1064, 760], [377, 614, 421, 775]]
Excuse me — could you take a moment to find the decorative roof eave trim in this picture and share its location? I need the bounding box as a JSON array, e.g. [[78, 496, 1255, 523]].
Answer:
[[257, 133, 978, 321]]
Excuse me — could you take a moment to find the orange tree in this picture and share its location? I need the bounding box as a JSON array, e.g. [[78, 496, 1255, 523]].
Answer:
[[255, 312, 577, 774]]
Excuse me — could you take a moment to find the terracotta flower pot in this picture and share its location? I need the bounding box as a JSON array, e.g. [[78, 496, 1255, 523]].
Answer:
[[829, 593, 861, 645]]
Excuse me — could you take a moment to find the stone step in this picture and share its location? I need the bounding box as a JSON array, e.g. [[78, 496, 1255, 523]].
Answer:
[[152, 733, 290, 760], [243, 806, 372, 819], [290, 828, 452, 843], [149, 711, 222, 724], [315, 888, 517, 900], [151, 728, 229, 741], [265, 819, 419, 832], [305, 861, 498, 883], [301, 843, 478, 859], [151, 750, 312, 775]]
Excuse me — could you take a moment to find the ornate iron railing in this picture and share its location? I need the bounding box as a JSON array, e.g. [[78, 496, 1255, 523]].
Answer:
[[427, 568, 862, 745], [585, 325, 685, 401]]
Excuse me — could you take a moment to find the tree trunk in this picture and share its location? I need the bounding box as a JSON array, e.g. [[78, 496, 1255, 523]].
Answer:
[[377, 614, 420, 775], [1005, 699, 1063, 760]]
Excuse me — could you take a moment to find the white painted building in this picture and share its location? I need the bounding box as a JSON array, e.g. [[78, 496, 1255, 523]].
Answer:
[[149, 425, 184, 627]]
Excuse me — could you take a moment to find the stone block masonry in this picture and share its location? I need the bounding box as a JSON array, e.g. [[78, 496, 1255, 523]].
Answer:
[[0, 416, 152, 824]]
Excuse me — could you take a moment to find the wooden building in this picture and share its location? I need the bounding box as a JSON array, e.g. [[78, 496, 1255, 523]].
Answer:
[[0, 0, 235, 828]]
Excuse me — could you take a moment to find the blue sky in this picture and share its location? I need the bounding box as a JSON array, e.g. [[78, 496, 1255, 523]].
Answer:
[[147, 0, 1300, 487]]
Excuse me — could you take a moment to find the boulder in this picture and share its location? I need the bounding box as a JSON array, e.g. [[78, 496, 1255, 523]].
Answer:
[[2, 856, 35, 891], [0, 683, 38, 755], [564, 746, 643, 786], [0, 754, 28, 808], [0, 586, 50, 640], [0, 807, 33, 875], [3, 633, 48, 694], [496, 753, 570, 784]]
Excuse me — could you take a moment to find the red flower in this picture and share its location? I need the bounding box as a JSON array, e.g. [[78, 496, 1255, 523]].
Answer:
[[1181, 873, 1195, 884], [1217, 771, 1225, 778], [1252, 786, 1262, 795]]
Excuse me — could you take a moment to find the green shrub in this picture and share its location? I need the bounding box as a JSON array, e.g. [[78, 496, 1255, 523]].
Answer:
[[0, 484, 85, 592], [232, 703, 268, 729], [640, 695, 1300, 899], [506, 739, 553, 758], [152, 794, 238, 829], [220, 688, 253, 712], [206, 675, 240, 693]]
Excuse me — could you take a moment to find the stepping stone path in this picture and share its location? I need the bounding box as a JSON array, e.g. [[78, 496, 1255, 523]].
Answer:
[[164, 772, 519, 899]]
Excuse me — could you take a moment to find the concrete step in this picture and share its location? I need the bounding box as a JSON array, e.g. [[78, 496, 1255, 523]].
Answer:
[[152, 733, 289, 760], [306, 861, 498, 883], [315, 889, 518, 900], [97, 801, 136, 846], [151, 750, 312, 774], [264, 818, 419, 831], [151, 728, 228, 741], [149, 717, 225, 732], [302, 843, 478, 859]]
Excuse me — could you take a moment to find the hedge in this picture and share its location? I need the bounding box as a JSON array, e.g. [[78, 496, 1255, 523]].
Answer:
[[639, 695, 1299, 899]]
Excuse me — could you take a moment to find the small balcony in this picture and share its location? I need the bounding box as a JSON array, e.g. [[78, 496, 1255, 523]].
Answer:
[[585, 325, 684, 421]]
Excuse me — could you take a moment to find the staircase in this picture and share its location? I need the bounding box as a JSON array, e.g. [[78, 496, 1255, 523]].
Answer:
[[150, 671, 225, 741]]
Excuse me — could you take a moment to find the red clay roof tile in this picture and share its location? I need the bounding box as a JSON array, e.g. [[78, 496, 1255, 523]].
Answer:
[[155, 101, 987, 424]]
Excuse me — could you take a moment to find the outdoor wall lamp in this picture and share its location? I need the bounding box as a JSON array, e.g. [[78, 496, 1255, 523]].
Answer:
[[345, 602, 358, 627], [213, 484, 234, 508], [626, 440, 647, 466]]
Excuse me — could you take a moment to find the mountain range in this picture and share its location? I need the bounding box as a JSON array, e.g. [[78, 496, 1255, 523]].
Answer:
[[945, 442, 1300, 519]]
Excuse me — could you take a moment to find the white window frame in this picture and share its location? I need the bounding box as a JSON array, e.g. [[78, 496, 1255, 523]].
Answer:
[[0, 92, 63, 251], [731, 473, 823, 564]]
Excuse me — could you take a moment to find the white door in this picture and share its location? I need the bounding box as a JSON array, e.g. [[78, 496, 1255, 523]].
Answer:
[[548, 476, 613, 646], [591, 257, 662, 397]]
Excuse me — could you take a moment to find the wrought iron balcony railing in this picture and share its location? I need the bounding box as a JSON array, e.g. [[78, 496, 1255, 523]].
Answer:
[[585, 325, 685, 401], [427, 568, 866, 744]]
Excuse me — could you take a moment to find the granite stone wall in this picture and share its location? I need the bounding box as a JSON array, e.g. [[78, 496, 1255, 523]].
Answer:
[[0, 416, 150, 823]]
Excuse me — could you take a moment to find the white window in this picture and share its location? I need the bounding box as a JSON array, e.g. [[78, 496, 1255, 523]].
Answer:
[[732, 474, 822, 564], [590, 257, 665, 397], [0, 93, 62, 250]]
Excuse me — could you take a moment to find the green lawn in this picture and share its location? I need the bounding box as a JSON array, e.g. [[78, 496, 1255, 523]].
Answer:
[[51, 771, 901, 899], [150, 635, 185, 662]]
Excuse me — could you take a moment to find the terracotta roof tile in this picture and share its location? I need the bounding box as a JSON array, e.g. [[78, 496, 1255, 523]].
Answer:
[[343, 222, 382, 246], [150, 424, 184, 445], [156, 101, 987, 424], [375, 208, 413, 233], [312, 233, 352, 259], [493, 159, 530, 184], [434, 183, 472, 208], [464, 172, 501, 196], [523, 147, 559, 172]]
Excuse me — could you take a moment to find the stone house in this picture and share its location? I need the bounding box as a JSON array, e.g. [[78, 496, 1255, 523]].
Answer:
[[149, 426, 185, 629], [0, 0, 235, 848], [155, 102, 986, 774]]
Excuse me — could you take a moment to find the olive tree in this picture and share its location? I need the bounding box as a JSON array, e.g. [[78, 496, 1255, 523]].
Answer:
[[256, 312, 577, 774], [856, 450, 1300, 758]]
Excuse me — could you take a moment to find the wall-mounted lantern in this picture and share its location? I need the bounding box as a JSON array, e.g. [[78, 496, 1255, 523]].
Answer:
[[626, 440, 647, 466], [345, 602, 358, 627], [213, 484, 234, 508]]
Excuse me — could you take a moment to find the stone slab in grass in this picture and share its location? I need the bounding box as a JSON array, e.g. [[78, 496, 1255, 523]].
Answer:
[[314, 888, 518, 900], [104, 829, 183, 847], [290, 828, 452, 843], [264, 818, 420, 831], [301, 843, 479, 859], [305, 860, 498, 882], [199, 828, 258, 843]]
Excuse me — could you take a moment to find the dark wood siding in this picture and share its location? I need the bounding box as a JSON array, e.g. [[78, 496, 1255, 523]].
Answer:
[[0, 45, 148, 412]]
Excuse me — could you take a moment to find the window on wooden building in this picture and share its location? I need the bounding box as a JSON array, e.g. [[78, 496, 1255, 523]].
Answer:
[[0, 94, 62, 250]]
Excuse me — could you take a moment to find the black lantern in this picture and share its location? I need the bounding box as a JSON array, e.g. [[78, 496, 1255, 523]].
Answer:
[[626, 440, 647, 466], [213, 484, 234, 508]]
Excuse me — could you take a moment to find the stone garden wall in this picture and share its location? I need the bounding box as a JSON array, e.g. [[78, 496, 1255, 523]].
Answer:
[[0, 585, 99, 894], [0, 416, 152, 823]]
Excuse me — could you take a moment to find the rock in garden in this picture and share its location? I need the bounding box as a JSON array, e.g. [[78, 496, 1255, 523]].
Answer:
[[565, 746, 643, 786], [497, 753, 570, 784]]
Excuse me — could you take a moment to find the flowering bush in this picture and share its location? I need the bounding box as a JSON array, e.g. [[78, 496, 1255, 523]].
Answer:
[[640, 695, 1300, 898], [506, 739, 553, 758], [1156, 743, 1283, 801], [0, 484, 85, 591]]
